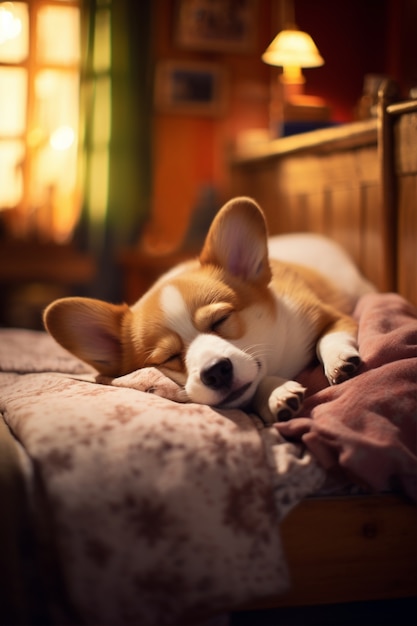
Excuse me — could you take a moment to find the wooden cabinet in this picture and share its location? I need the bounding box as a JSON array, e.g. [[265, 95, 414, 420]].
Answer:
[[0, 242, 95, 328]]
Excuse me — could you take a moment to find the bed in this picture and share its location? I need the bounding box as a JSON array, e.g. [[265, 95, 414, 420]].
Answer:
[[1, 87, 416, 626]]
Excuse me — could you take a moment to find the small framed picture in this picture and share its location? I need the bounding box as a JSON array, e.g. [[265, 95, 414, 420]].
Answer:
[[154, 60, 227, 116], [175, 0, 257, 53]]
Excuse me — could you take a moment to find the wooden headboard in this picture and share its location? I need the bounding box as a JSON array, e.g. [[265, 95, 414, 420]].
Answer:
[[231, 83, 417, 307]]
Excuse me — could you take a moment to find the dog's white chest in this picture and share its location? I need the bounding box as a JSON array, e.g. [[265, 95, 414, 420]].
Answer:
[[265, 296, 316, 378]]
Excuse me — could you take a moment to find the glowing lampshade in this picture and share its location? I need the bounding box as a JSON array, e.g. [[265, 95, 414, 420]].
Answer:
[[262, 28, 324, 84]]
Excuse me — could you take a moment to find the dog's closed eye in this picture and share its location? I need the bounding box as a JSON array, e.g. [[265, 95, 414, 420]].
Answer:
[[194, 303, 242, 339], [210, 314, 230, 333], [151, 352, 184, 373], [209, 310, 243, 339], [148, 335, 184, 371], [162, 353, 182, 365]]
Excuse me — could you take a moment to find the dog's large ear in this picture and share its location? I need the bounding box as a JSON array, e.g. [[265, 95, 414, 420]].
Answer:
[[43, 297, 129, 376], [199, 196, 271, 285]]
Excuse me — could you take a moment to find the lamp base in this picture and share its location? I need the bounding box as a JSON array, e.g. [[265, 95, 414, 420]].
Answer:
[[280, 119, 339, 137], [270, 86, 332, 138], [284, 94, 331, 122]]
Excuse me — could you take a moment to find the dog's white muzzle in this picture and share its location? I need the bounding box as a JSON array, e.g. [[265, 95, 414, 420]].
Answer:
[[184, 334, 262, 408]]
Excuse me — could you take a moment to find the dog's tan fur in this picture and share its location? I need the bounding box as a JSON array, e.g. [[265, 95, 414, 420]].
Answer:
[[44, 197, 370, 423]]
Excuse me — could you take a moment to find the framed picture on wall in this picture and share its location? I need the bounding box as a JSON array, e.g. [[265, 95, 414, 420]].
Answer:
[[175, 0, 257, 53], [154, 60, 227, 116]]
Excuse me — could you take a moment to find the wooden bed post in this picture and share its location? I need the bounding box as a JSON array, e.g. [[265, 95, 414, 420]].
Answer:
[[377, 79, 400, 294]]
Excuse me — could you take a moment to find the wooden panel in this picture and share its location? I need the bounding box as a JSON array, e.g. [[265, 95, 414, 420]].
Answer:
[[276, 148, 378, 196], [396, 111, 417, 175], [397, 175, 417, 306], [326, 186, 362, 266], [231, 113, 416, 297], [395, 108, 417, 307], [285, 193, 309, 233], [231, 161, 282, 233], [231, 142, 384, 288], [305, 191, 328, 235], [241, 495, 417, 609], [361, 184, 388, 291]]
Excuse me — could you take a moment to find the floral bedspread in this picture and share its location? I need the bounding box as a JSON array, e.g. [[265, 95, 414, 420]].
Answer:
[[0, 330, 324, 625]]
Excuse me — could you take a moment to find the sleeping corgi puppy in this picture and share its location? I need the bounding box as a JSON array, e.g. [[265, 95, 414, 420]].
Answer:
[[44, 197, 375, 424]]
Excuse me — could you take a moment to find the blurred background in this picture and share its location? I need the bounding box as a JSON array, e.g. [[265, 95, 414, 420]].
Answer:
[[0, 0, 415, 328]]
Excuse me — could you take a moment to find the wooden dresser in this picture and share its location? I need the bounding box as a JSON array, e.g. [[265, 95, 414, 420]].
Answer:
[[231, 98, 417, 307]]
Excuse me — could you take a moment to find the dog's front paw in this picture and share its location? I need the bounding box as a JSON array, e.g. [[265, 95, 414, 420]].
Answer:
[[317, 331, 362, 386], [253, 376, 306, 425], [325, 351, 361, 385], [268, 380, 306, 422]]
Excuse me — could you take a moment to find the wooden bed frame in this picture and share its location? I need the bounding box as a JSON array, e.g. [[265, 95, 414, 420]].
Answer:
[[244, 494, 417, 609], [231, 81, 416, 307], [231, 82, 417, 608]]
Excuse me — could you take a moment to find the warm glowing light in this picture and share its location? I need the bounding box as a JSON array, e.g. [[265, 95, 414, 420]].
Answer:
[[27, 127, 46, 149], [0, 67, 27, 135], [50, 125, 75, 151], [0, 3, 21, 44], [0, 2, 81, 242], [37, 5, 80, 65], [0, 140, 24, 208], [262, 28, 324, 86], [262, 29, 324, 69]]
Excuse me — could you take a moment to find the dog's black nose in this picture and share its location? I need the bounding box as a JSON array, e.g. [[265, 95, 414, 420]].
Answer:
[[201, 358, 233, 389]]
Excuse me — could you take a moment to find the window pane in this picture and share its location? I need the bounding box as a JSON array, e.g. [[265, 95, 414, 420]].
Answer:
[[0, 67, 27, 136], [0, 1, 29, 62], [37, 6, 80, 65], [29, 69, 80, 240], [34, 135, 77, 189], [0, 140, 24, 208], [32, 138, 80, 241], [34, 70, 79, 136]]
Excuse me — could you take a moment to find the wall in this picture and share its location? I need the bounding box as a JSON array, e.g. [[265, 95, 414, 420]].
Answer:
[[144, 0, 407, 252], [144, 0, 273, 252]]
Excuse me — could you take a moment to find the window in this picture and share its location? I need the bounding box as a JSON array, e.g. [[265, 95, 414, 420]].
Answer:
[[0, 0, 81, 242]]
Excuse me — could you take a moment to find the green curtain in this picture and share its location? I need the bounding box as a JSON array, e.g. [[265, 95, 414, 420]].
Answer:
[[77, 0, 153, 301]]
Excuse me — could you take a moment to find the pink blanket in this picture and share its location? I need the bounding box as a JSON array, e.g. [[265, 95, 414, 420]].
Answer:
[[277, 292, 417, 501]]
